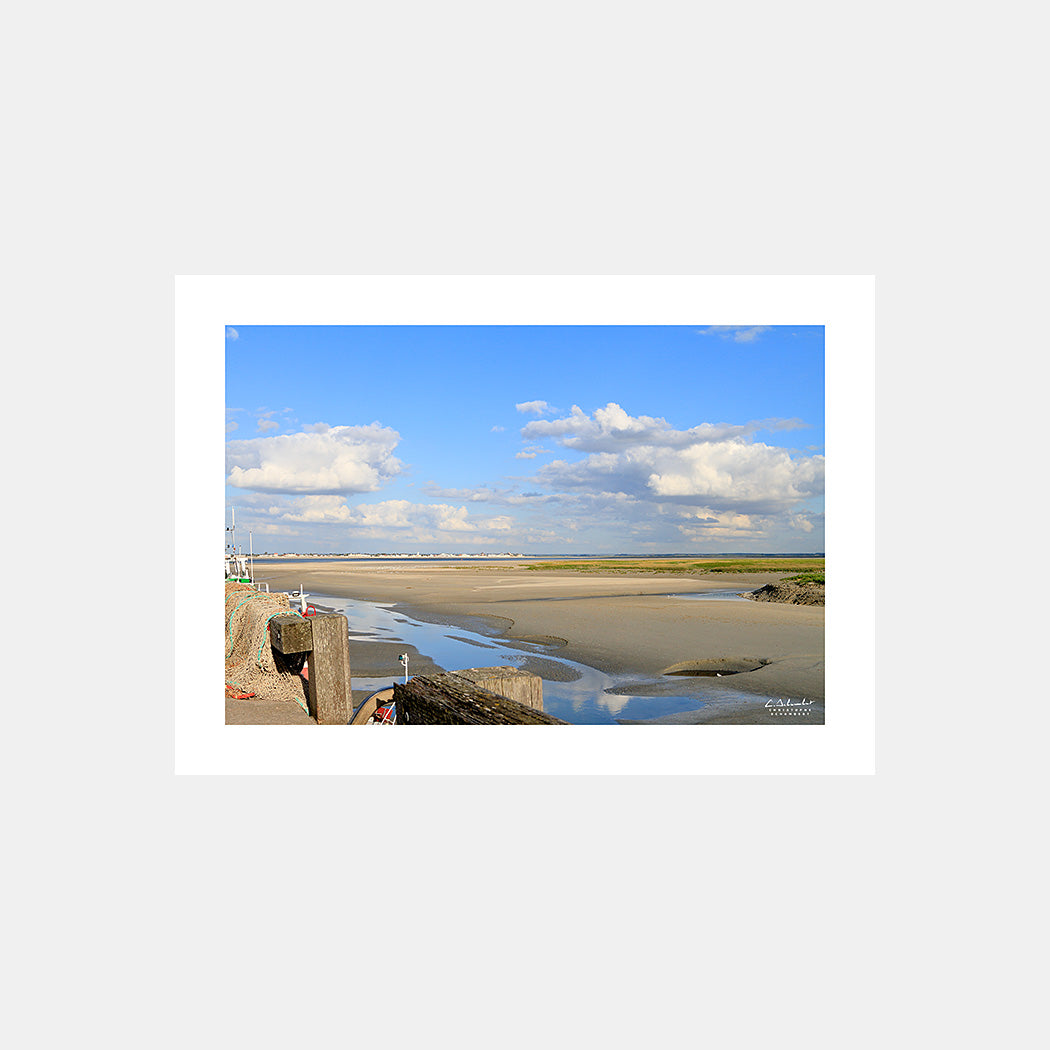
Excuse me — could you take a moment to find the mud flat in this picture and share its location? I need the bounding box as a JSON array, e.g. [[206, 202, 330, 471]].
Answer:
[[252, 560, 825, 710]]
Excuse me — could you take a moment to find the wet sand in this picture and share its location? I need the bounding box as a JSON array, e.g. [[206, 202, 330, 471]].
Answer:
[[250, 560, 825, 722]]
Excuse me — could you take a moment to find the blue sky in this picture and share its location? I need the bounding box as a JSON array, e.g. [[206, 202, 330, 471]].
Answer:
[[225, 325, 824, 554]]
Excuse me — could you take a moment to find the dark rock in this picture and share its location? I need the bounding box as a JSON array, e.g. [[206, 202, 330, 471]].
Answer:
[[746, 581, 825, 606]]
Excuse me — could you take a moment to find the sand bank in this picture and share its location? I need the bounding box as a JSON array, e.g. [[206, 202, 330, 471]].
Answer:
[[250, 560, 825, 718]]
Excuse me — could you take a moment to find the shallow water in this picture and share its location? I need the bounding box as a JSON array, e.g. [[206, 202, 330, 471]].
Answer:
[[311, 592, 765, 725], [669, 589, 754, 602]]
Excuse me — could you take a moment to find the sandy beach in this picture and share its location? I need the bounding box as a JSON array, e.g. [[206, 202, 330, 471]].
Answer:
[[242, 559, 825, 724]]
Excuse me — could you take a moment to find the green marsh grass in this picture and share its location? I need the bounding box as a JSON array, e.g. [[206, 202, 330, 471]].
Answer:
[[523, 558, 824, 579]]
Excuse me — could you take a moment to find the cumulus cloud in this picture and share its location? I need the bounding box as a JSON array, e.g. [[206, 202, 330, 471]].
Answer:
[[257, 418, 279, 432], [516, 400, 556, 415], [226, 420, 238, 433], [525, 404, 823, 515], [226, 422, 402, 494], [273, 497, 515, 536], [523, 403, 803, 453], [226, 327, 239, 340], [514, 444, 551, 460], [246, 521, 300, 536], [422, 405, 822, 545]]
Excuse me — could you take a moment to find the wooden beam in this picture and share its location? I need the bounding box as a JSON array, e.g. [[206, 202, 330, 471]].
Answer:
[[305, 614, 352, 725], [453, 666, 544, 711], [268, 614, 313, 654], [394, 672, 567, 724]]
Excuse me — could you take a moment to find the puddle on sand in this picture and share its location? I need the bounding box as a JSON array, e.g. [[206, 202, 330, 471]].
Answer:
[[669, 589, 754, 602], [311, 593, 766, 726]]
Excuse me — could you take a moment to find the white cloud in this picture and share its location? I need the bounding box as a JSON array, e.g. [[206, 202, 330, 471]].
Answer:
[[491, 425, 505, 432], [516, 400, 556, 415], [521, 404, 590, 437], [669, 506, 760, 540], [226, 327, 239, 340], [523, 403, 802, 453], [696, 325, 772, 342], [421, 403, 823, 547], [226, 420, 238, 433], [514, 444, 551, 460], [273, 497, 515, 537], [526, 404, 823, 515], [645, 441, 823, 506], [226, 422, 402, 494], [246, 522, 301, 536], [257, 418, 279, 432]]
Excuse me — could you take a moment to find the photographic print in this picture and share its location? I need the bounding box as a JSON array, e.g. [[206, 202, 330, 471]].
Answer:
[[223, 322, 825, 727]]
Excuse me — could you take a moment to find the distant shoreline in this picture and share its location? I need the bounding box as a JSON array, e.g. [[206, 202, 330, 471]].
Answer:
[[250, 552, 825, 560]]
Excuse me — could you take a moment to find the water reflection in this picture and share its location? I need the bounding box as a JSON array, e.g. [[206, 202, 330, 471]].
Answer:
[[314, 594, 761, 725], [670, 589, 753, 602]]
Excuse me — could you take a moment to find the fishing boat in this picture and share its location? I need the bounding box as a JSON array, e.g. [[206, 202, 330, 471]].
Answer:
[[225, 509, 270, 591], [362, 652, 409, 723], [369, 687, 396, 724], [224, 508, 321, 617], [225, 508, 254, 584], [285, 584, 316, 615], [351, 687, 396, 724]]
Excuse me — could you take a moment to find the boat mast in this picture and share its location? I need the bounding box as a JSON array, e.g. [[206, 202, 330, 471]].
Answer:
[[226, 507, 236, 575]]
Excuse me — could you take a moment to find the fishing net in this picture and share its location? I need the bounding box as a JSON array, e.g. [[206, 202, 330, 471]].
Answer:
[[225, 582, 309, 712]]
